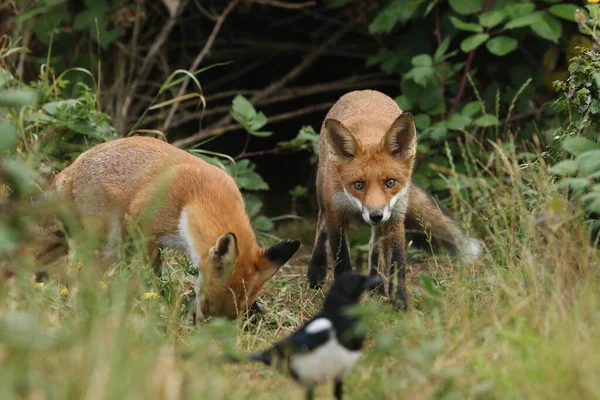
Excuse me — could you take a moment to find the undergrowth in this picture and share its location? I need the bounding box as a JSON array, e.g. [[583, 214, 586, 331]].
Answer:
[[1, 130, 599, 399]]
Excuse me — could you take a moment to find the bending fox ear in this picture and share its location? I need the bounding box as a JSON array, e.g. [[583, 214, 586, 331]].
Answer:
[[382, 113, 417, 159], [209, 232, 239, 275], [258, 239, 300, 281], [264, 239, 300, 268], [324, 119, 360, 160]]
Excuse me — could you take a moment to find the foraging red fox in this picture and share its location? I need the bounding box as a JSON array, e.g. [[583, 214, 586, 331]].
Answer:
[[307, 90, 482, 309], [37, 136, 300, 320]]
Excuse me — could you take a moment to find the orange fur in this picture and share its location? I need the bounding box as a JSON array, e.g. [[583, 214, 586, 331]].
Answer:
[[41, 136, 299, 319]]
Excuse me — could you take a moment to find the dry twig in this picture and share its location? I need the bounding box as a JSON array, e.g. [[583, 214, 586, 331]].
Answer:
[[161, 0, 241, 133]]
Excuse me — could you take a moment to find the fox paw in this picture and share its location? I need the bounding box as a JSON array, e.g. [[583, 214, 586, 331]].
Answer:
[[308, 279, 326, 289], [307, 267, 326, 289]]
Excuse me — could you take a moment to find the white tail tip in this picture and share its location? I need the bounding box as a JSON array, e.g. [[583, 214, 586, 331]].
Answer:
[[461, 237, 483, 264]]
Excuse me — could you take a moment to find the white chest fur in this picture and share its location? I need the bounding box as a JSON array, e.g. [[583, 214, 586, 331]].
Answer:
[[155, 208, 201, 267]]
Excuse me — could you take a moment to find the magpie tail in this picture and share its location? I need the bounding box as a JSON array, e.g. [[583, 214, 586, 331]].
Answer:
[[221, 351, 272, 366], [248, 352, 272, 366]]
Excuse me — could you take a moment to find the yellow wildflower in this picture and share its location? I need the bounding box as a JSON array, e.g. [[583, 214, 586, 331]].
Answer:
[[76, 262, 84, 270], [589, 0, 599, 4], [143, 291, 159, 300], [60, 288, 69, 296], [98, 281, 107, 289], [35, 282, 45, 288]]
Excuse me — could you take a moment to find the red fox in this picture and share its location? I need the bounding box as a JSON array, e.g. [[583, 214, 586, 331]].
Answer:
[[38, 136, 300, 320], [307, 90, 482, 310]]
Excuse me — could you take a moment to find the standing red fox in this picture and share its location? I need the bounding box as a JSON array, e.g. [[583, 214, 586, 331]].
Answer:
[[307, 90, 482, 310], [38, 136, 300, 320]]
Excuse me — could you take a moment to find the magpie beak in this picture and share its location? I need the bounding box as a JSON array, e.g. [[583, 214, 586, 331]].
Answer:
[[223, 272, 378, 400], [364, 275, 384, 291]]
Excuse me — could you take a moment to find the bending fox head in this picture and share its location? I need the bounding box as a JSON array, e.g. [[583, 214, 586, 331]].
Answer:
[[37, 137, 301, 321], [199, 232, 300, 318], [325, 113, 417, 225]]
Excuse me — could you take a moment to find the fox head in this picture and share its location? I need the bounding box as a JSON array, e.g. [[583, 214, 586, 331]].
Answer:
[[325, 113, 417, 225], [198, 232, 300, 319]]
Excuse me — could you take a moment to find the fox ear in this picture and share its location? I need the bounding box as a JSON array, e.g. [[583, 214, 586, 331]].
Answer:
[[382, 113, 417, 159], [324, 119, 361, 160], [258, 239, 300, 281], [209, 232, 239, 275]]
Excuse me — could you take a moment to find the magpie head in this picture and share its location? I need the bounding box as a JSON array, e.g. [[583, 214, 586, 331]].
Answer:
[[323, 273, 383, 309]]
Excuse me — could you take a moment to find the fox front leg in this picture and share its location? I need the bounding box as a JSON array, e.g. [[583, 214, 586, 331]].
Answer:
[[327, 214, 352, 279], [307, 211, 329, 288], [382, 217, 408, 310], [368, 226, 386, 296]]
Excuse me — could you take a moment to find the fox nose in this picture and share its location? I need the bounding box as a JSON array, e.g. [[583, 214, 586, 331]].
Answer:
[[369, 210, 383, 223]]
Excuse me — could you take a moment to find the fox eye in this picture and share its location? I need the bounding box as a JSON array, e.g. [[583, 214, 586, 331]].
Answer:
[[385, 179, 396, 188], [353, 181, 365, 190]]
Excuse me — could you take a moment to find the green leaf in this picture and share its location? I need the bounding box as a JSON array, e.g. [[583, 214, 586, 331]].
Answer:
[[461, 101, 483, 117], [504, 12, 541, 29], [449, 0, 483, 15], [578, 150, 600, 176], [232, 95, 256, 120], [479, 10, 506, 28], [0, 88, 37, 108], [42, 99, 80, 115], [414, 114, 431, 130], [531, 12, 562, 43], [418, 89, 444, 112], [411, 54, 433, 67], [232, 159, 269, 191], [277, 125, 319, 163], [368, 0, 424, 34], [243, 193, 263, 217], [395, 95, 413, 111], [563, 137, 600, 156], [1, 158, 39, 196], [433, 36, 451, 62], [231, 95, 272, 137], [401, 78, 422, 105], [0, 69, 13, 88], [450, 16, 483, 32], [474, 114, 499, 126], [249, 112, 268, 131], [0, 122, 18, 152], [505, 2, 535, 19], [73, 10, 96, 30], [555, 177, 589, 191], [549, 4, 579, 21], [588, 198, 600, 214], [0, 47, 31, 60], [486, 36, 518, 56], [460, 33, 490, 53], [429, 124, 448, 141], [547, 160, 578, 175], [406, 66, 435, 87], [253, 216, 275, 232], [446, 113, 472, 130]]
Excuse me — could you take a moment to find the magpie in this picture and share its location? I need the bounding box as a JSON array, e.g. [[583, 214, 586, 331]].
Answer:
[[225, 272, 383, 400]]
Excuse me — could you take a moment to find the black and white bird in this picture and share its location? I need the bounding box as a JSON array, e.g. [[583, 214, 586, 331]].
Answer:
[[225, 272, 383, 400]]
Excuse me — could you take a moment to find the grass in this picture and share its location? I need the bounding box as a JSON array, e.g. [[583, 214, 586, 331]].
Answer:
[[1, 139, 599, 400]]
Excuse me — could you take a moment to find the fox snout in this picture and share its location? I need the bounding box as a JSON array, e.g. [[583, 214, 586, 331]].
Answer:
[[368, 210, 384, 224], [362, 207, 389, 225]]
